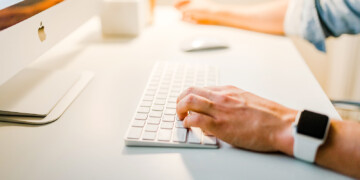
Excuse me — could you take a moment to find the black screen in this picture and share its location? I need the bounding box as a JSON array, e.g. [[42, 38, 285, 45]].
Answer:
[[297, 110, 329, 139]]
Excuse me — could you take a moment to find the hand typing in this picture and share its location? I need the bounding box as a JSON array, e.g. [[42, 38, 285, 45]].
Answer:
[[176, 86, 297, 153]]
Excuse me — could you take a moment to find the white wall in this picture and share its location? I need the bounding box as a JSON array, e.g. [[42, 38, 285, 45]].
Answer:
[[326, 36, 360, 100], [353, 48, 360, 100], [293, 35, 360, 101], [157, 0, 360, 101]]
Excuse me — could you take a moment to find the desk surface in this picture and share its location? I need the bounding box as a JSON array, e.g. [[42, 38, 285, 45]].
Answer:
[[0, 7, 349, 180]]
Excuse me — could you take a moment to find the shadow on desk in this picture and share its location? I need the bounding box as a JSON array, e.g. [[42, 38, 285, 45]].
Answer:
[[122, 143, 345, 179], [79, 31, 137, 46]]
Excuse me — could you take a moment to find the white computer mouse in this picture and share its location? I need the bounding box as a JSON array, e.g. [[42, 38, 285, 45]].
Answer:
[[180, 37, 229, 52]]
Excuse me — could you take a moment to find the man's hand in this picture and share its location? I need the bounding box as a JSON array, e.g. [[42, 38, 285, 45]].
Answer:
[[174, 0, 288, 35], [176, 86, 297, 154], [174, 0, 223, 25], [177, 86, 360, 178]]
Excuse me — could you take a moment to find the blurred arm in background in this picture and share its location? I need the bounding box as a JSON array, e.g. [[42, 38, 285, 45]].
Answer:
[[175, 0, 360, 52], [175, 0, 288, 35]]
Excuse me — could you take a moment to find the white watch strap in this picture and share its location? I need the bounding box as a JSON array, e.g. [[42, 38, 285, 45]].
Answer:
[[293, 130, 322, 163]]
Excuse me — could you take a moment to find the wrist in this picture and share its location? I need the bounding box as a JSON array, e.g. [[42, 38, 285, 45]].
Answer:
[[275, 109, 298, 156]]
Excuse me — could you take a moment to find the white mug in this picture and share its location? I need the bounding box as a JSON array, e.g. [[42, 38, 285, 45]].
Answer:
[[101, 0, 146, 36]]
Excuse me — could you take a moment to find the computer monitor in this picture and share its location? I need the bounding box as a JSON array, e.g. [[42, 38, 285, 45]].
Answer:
[[0, 0, 98, 86]]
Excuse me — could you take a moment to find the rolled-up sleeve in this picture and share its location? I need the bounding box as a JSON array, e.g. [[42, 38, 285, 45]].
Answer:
[[284, 0, 360, 52]]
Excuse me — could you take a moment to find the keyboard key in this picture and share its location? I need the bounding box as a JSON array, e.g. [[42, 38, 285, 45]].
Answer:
[[152, 105, 164, 111], [137, 107, 150, 113], [158, 90, 168, 94], [154, 100, 166, 105], [162, 115, 175, 122], [175, 121, 184, 128], [127, 127, 143, 139], [143, 96, 154, 101], [158, 129, 172, 141], [147, 117, 161, 124], [196, 82, 205, 86], [171, 88, 181, 93], [173, 81, 182, 85], [188, 127, 202, 144], [207, 79, 216, 83], [156, 94, 167, 99], [142, 131, 157, 140], [135, 113, 147, 120], [185, 78, 194, 82], [160, 85, 170, 90], [166, 103, 177, 109], [168, 97, 177, 103], [149, 111, 162, 118], [163, 76, 172, 80], [173, 128, 187, 143], [203, 135, 217, 145], [164, 109, 176, 115], [161, 80, 171, 85], [140, 101, 152, 107], [145, 124, 159, 132], [172, 83, 182, 88], [132, 120, 146, 127], [170, 92, 180, 97], [161, 122, 174, 129], [185, 80, 194, 87]]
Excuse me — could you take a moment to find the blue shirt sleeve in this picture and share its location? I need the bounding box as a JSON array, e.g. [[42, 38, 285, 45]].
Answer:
[[284, 0, 360, 52]]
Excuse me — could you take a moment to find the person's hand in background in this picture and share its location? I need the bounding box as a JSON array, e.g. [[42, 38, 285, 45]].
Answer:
[[176, 85, 297, 154], [174, 0, 222, 25], [174, 0, 289, 35]]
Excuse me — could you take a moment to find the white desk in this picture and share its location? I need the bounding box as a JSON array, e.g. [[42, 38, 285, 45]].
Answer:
[[0, 7, 349, 180]]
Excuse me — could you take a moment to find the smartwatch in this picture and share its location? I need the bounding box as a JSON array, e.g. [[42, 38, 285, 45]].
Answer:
[[292, 110, 331, 163]]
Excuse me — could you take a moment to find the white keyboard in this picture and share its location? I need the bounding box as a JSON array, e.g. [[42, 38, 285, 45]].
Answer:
[[124, 62, 219, 148]]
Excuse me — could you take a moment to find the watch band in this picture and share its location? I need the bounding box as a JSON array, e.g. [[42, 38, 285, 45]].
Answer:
[[292, 110, 330, 163], [292, 127, 323, 163]]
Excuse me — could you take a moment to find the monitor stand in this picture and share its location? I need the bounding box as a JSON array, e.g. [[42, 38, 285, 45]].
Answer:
[[0, 69, 94, 125]]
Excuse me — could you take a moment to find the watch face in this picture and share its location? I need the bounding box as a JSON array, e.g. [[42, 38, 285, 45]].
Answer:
[[297, 110, 329, 139]]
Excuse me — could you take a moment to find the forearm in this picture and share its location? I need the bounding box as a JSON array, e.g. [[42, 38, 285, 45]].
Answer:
[[278, 119, 360, 178], [213, 0, 289, 35], [316, 120, 360, 178]]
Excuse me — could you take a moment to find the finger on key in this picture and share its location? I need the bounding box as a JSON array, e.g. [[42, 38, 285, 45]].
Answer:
[[177, 86, 215, 103], [176, 94, 214, 120], [183, 111, 216, 134], [205, 85, 246, 93], [204, 86, 224, 92]]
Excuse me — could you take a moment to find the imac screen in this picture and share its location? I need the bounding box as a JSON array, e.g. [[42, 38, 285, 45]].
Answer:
[[0, 0, 64, 31]]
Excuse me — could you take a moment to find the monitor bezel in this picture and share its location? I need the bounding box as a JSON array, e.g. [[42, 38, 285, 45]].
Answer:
[[0, 0, 99, 85]]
